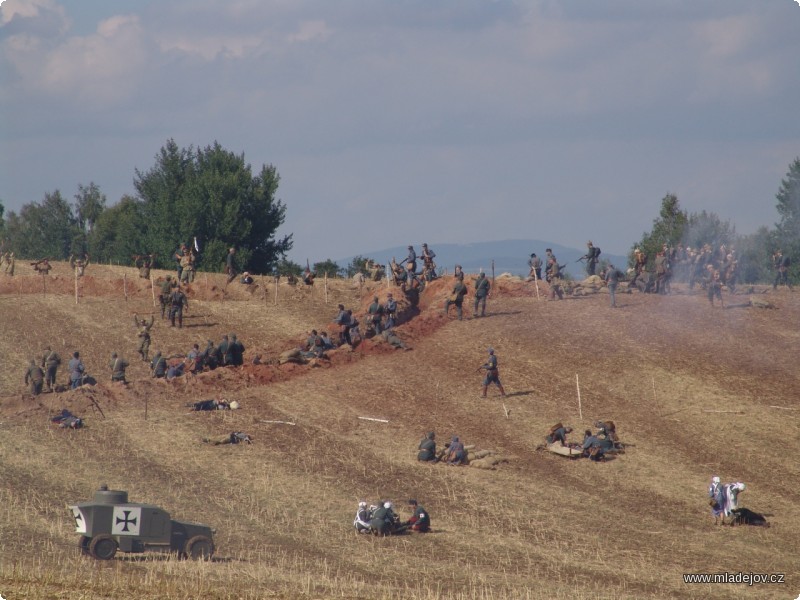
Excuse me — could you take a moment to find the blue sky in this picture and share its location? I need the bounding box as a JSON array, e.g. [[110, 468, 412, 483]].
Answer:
[[1, 0, 799, 263]]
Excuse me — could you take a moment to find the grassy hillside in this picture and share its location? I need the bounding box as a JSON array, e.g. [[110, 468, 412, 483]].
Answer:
[[1, 262, 798, 599]]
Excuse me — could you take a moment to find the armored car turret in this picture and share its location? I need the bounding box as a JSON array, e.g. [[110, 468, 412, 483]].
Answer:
[[68, 485, 215, 560]]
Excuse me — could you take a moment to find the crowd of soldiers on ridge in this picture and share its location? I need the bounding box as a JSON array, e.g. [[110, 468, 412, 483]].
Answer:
[[12, 234, 796, 396]]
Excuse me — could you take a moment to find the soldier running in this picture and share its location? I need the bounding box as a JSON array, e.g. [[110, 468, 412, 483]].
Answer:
[[134, 313, 155, 361], [478, 348, 506, 398]]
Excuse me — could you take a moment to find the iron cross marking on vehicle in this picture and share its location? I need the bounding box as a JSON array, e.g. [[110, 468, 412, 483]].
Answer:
[[112, 506, 141, 535], [115, 510, 138, 532]]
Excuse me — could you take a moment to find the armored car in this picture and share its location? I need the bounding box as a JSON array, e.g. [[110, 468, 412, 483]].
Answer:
[[69, 485, 215, 560]]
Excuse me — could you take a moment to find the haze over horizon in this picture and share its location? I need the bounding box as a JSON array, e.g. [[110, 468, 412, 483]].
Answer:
[[2, 0, 799, 263]]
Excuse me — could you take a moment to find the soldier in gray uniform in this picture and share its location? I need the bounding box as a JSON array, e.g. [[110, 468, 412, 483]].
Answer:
[[479, 348, 506, 397], [473, 272, 490, 317], [68, 352, 85, 389], [444, 278, 468, 320]]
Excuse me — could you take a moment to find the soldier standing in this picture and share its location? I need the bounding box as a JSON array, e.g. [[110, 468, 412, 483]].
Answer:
[[226, 248, 237, 284], [134, 313, 155, 361], [527, 253, 542, 281], [773, 250, 792, 290], [134, 254, 155, 279], [421, 243, 437, 281], [68, 351, 85, 390], [545, 250, 560, 282], [174, 244, 187, 281], [69, 253, 89, 277], [454, 264, 464, 282], [473, 271, 490, 317], [179, 248, 196, 284], [444, 277, 468, 320], [384, 293, 398, 329], [604, 263, 624, 308], [403, 246, 417, 275], [368, 296, 384, 334], [581, 241, 601, 276], [24, 359, 45, 396], [169, 284, 188, 328], [32, 258, 53, 275], [705, 265, 724, 307], [42, 346, 61, 392], [109, 352, 129, 383], [1, 251, 14, 275], [547, 258, 564, 300], [158, 276, 173, 319], [478, 348, 505, 398]]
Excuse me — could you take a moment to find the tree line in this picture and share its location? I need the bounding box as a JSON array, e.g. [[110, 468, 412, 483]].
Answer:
[[0, 140, 292, 275], [632, 157, 799, 284], [0, 143, 797, 283]]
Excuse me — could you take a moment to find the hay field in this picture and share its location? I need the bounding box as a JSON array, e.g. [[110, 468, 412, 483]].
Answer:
[[1, 263, 798, 600]]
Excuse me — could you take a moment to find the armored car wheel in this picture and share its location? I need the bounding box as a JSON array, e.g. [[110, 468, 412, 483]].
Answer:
[[89, 534, 118, 560], [185, 535, 214, 560], [78, 536, 91, 555]]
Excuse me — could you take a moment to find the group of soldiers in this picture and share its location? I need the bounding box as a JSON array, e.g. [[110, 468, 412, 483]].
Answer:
[[545, 420, 623, 462], [2, 253, 88, 278], [626, 243, 738, 298], [354, 498, 431, 536], [443, 270, 491, 319], [388, 243, 438, 290], [155, 276, 190, 327], [152, 335, 246, 378], [25, 331, 249, 394], [24, 348, 99, 393], [417, 431, 469, 465]]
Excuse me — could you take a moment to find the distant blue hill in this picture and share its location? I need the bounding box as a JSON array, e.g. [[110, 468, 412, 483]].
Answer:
[[337, 239, 629, 278]]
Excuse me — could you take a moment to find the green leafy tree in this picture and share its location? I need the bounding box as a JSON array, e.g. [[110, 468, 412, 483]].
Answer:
[[276, 257, 303, 277], [75, 182, 107, 234], [682, 210, 736, 251], [135, 139, 292, 273], [735, 226, 773, 284], [346, 255, 373, 277], [774, 157, 800, 263], [632, 194, 688, 266], [313, 259, 342, 277], [3, 191, 82, 259], [88, 195, 147, 264]]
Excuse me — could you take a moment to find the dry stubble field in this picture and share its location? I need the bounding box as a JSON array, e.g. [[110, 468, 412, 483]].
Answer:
[[0, 261, 798, 600]]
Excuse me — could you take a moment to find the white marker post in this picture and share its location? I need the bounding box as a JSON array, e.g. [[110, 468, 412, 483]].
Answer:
[[576, 374, 583, 420]]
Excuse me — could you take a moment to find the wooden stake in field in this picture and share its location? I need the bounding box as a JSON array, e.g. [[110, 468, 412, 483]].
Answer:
[[533, 269, 540, 300], [274, 276, 278, 305], [41, 272, 46, 297], [491, 259, 496, 294], [576, 373, 583, 420], [651, 377, 662, 417], [124, 273, 128, 301], [74, 268, 79, 304], [324, 272, 328, 304], [150, 274, 156, 307]]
